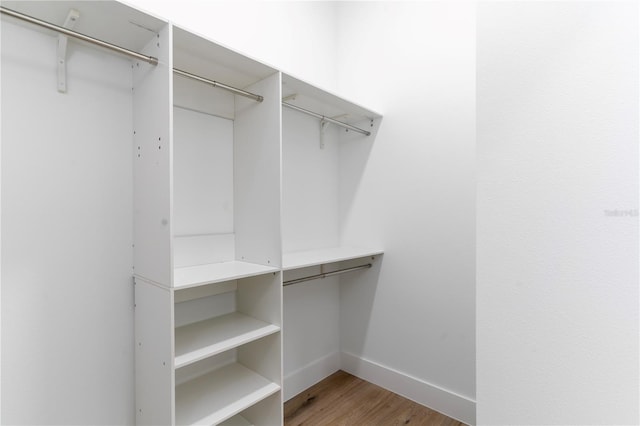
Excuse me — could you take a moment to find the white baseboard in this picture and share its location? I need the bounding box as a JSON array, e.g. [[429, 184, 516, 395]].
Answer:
[[283, 352, 341, 401], [341, 351, 476, 426]]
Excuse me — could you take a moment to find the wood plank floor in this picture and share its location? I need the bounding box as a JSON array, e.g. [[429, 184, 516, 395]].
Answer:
[[284, 370, 466, 426]]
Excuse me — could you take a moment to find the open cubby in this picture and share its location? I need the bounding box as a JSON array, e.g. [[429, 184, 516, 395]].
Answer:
[[136, 270, 282, 424]]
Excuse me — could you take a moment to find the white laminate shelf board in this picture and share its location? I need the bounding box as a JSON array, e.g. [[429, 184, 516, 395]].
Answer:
[[1, 1, 167, 53], [175, 363, 280, 426], [218, 415, 252, 426], [282, 73, 382, 122], [282, 247, 384, 271], [174, 261, 279, 289], [175, 312, 280, 369]]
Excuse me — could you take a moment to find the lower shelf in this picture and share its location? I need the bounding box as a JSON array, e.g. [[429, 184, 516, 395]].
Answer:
[[175, 363, 280, 426]]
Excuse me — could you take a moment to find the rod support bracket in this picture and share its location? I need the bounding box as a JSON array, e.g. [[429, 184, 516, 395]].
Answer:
[[57, 9, 80, 93], [320, 118, 328, 149]]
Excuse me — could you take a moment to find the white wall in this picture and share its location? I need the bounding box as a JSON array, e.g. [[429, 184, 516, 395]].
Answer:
[[1, 20, 135, 424], [477, 2, 639, 425], [335, 3, 477, 423]]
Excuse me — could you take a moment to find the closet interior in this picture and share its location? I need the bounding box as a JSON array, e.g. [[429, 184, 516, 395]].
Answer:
[[0, 1, 383, 425]]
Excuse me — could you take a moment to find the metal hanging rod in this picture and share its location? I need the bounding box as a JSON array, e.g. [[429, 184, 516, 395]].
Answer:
[[283, 102, 371, 136], [0, 6, 158, 65], [174, 69, 263, 102], [1, 7, 266, 103], [283, 263, 372, 287]]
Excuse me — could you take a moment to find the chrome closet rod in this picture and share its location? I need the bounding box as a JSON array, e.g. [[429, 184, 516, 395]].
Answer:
[[173, 69, 263, 102], [282, 102, 371, 136], [0, 6, 159, 65], [283, 263, 372, 287], [1, 7, 265, 102]]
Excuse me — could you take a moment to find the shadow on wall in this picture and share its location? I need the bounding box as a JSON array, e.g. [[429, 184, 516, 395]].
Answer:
[[337, 116, 385, 358], [339, 116, 384, 246], [339, 254, 384, 359]]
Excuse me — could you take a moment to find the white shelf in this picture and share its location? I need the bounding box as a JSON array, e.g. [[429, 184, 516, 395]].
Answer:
[[282, 247, 383, 271], [175, 312, 280, 369], [175, 363, 280, 426], [282, 73, 382, 123], [174, 261, 279, 289], [218, 415, 252, 426]]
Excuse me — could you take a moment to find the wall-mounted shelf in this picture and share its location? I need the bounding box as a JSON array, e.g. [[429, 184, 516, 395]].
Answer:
[[282, 73, 381, 125], [283, 247, 383, 271]]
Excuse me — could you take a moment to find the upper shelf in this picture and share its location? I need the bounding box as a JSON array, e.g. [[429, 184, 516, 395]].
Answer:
[[0, 0, 166, 53], [174, 261, 279, 289], [173, 25, 277, 91], [283, 246, 383, 271], [282, 73, 382, 125]]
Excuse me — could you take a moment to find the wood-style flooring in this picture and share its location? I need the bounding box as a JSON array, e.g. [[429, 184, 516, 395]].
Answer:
[[284, 370, 466, 426]]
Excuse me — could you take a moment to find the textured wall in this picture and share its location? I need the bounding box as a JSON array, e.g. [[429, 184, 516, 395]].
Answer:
[[477, 2, 639, 424]]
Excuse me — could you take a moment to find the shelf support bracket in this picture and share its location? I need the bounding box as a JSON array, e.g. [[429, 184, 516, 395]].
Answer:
[[57, 9, 80, 93]]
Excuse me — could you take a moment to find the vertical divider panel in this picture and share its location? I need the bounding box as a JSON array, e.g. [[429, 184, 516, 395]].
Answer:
[[133, 22, 174, 426], [234, 72, 283, 268], [133, 23, 173, 287], [234, 71, 283, 425], [237, 273, 282, 327], [243, 393, 283, 426], [238, 334, 283, 424], [135, 279, 174, 425], [236, 270, 282, 425]]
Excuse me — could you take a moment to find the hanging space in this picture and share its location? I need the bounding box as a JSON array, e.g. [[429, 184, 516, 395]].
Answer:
[[133, 24, 283, 426], [280, 74, 384, 400], [0, 2, 166, 424]]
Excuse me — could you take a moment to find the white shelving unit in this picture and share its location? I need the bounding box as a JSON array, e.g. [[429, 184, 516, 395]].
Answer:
[[1, 1, 383, 424], [134, 20, 284, 426]]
